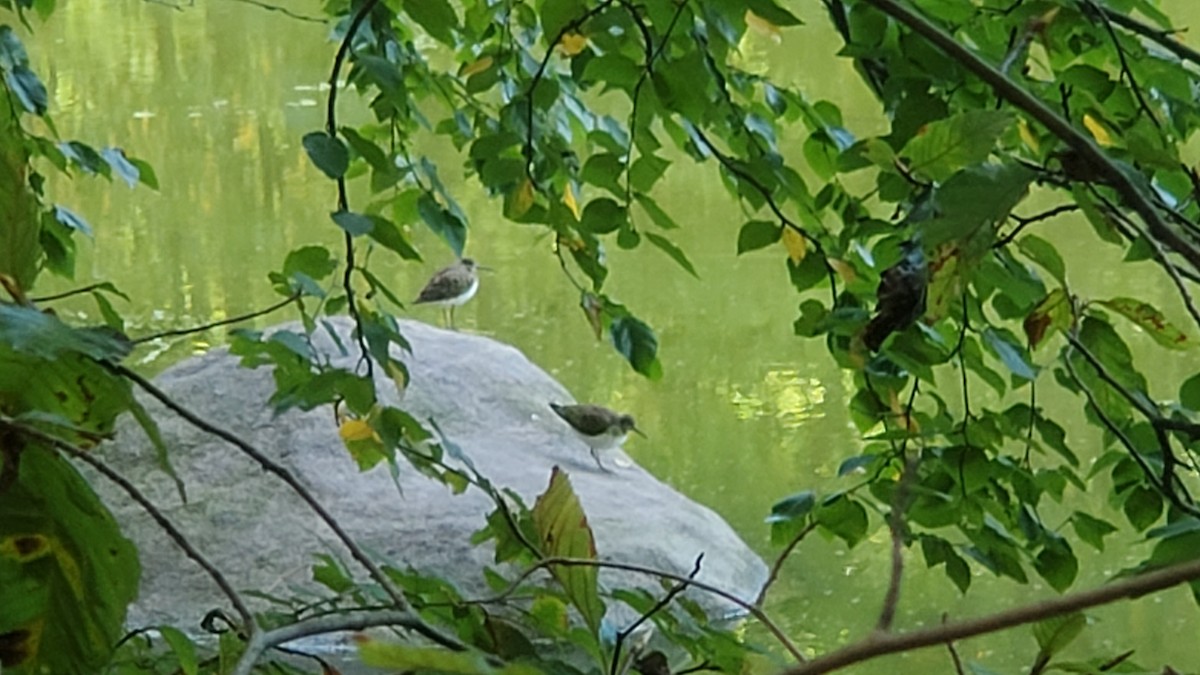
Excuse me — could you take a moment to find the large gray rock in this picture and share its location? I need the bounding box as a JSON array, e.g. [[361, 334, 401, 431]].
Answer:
[[93, 317, 766, 638]]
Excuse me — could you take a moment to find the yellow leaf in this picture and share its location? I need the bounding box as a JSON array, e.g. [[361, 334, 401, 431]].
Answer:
[[887, 389, 920, 434], [563, 183, 581, 220], [339, 419, 377, 443], [507, 178, 535, 218], [558, 32, 588, 56], [1083, 113, 1114, 147], [744, 10, 782, 41], [828, 258, 856, 283], [386, 359, 408, 393], [781, 227, 807, 264], [459, 55, 493, 78], [1018, 119, 1040, 153]]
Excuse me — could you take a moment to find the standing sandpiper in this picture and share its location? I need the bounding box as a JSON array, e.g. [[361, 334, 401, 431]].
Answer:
[[414, 258, 485, 329], [549, 402, 645, 472]]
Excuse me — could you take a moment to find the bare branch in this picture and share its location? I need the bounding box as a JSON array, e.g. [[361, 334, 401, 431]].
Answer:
[[861, 0, 1200, 276], [231, 609, 490, 675], [131, 290, 302, 345], [463, 556, 807, 664], [754, 522, 817, 608], [326, 0, 379, 383], [0, 417, 255, 632], [610, 554, 704, 675], [782, 556, 1200, 675], [109, 364, 413, 609], [876, 453, 918, 632]]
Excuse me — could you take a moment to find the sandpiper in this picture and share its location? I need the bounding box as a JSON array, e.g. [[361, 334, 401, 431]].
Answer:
[[549, 402, 645, 472], [414, 258, 485, 329]]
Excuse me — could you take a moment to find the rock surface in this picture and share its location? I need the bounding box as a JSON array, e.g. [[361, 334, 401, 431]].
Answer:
[[91, 317, 767, 637]]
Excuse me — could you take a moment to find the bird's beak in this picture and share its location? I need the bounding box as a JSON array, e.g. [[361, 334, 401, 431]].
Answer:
[[477, 264, 495, 273], [632, 426, 648, 439]]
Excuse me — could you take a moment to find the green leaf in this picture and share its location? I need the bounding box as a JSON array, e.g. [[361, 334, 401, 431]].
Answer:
[[746, 0, 802, 26], [157, 625, 199, 675], [1017, 235, 1066, 285], [1180, 372, 1200, 409], [0, 112, 39, 288], [816, 494, 868, 547], [100, 147, 140, 188], [53, 205, 92, 237], [366, 214, 421, 261], [331, 210, 375, 236], [311, 553, 354, 593], [766, 490, 815, 545], [581, 153, 625, 197], [417, 192, 467, 257], [1123, 485, 1162, 531], [403, 0, 458, 45], [610, 315, 662, 380], [7, 63, 48, 115], [1032, 612, 1086, 657], [540, 0, 586, 42], [901, 110, 1013, 181], [531, 468, 605, 635], [630, 154, 670, 192], [359, 640, 497, 674], [737, 220, 780, 254], [1071, 512, 1118, 552], [633, 193, 679, 230], [920, 535, 971, 593], [0, 304, 130, 362], [1099, 297, 1195, 350], [644, 232, 698, 277], [0, 447, 140, 674], [581, 197, 626, 235], [59, 141, 107, 176], [1034, 539, 1078, 592], [983, 328, 1037, 380], [302, 131, 349, 179]]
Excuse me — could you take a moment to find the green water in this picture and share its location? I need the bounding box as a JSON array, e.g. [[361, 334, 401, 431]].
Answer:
[[25, 1, 1200, 671]]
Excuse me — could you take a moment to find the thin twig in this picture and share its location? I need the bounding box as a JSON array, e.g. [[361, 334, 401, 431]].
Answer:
[[782, 556, 1200, 675], [326, 0, 379, 383], [689, 126, 838, 304], [754, 522, 817, 608], [993, 204, 1079, 248], [109, 364, 417, 610], [28, 282, 114, 303], [1094, 5, 1200, 70], [1084, 0, 1160, 129], [230, 609, 487, 675], [224, 0, 324, 23], [464, 556, 806, 663], [876, 453, 918, 631], [610, 554, 704, 675], [522, 0, 617, 181], [861, 0, 1200, 275], [942, 614, 965, 675], [132, 291, 301, 345], [0, 417, 255, 632]]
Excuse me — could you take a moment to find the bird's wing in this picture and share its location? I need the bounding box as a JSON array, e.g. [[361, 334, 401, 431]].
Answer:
[[416, 266, 466, 303], [551, 403, 612, 435]]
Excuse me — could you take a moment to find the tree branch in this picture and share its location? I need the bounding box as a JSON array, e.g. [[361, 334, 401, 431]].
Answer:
[[860, 0, 1200, 276], [131, 290, 301, 345], [782, 556, 1200, 674], [0, 417, 255, 632]]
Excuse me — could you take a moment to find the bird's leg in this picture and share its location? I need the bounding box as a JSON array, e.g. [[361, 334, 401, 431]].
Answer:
[[591, 447, 612, 473], [448, 305, 457, 331]]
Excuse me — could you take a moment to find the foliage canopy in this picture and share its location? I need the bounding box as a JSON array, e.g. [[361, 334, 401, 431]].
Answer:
[[5, 0, 1200, 673]]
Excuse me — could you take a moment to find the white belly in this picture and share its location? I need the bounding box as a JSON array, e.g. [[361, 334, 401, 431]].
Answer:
[[439, 278, 478, 307]]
